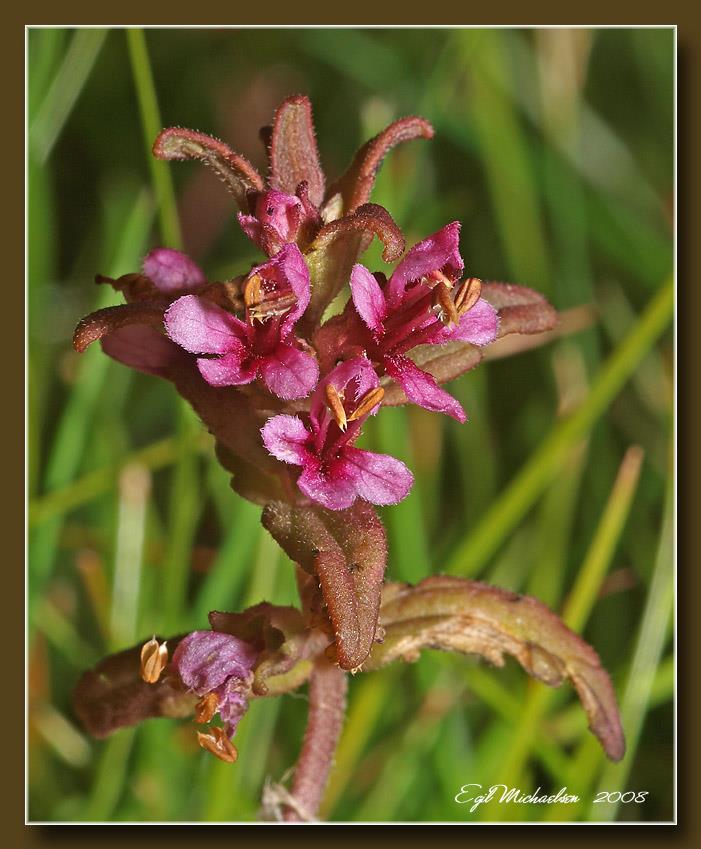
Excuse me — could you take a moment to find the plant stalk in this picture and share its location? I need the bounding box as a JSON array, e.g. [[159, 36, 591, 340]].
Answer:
[[283, 657, 348, 822]]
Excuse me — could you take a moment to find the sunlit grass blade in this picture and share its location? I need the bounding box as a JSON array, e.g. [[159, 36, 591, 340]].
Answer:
[[374, 407, 431, 582], [126, 28, 182, 248], [588, 474, 674, 822], [32, 598, 98, 668], [476, 442, 645, 820], [561, 446, 644, 631], [29, 190, 154, 599], [29, 28, 108, 164], [162, 403, 204, 634], [29, 432, 211, 526], [109, 464, 151, 650], [448, 278, 673, 578], [458, 29, 551, 293], [82, 730, 136, 821], [192, 497, 261, 622], [27, 28, 67, 115], [32, 704, 91, 769]]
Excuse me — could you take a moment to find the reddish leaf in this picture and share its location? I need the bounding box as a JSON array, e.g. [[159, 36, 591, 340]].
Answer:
[[95, 272, 162, 303], [73, 637, 194, 738], [302, 204, 405, 330], [366, 577, 625, 761], [327, 116, 434, 215], [381, 282, 558, 407], [210, 604, 328, 696], [481, 281, 558, 338], [269, 95, 326, 208], [153, 127, 264, 210], [72, 303, 166, 353], [382, 341, 483, 407], [262, 500, 388, 670]]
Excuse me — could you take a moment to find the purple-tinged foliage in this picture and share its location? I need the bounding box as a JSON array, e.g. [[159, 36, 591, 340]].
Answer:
[[69, 92, 618, 821], [171, 630, 258, 739]]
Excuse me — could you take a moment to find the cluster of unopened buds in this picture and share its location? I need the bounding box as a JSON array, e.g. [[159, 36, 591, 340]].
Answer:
[[73, 96, 625, 821]]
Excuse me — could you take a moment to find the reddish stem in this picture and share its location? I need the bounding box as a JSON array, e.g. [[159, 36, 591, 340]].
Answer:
[[283, 656, 348, 822]]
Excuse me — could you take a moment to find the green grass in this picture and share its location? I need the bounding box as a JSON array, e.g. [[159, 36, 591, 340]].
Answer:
[[28, 27, 674, 823]]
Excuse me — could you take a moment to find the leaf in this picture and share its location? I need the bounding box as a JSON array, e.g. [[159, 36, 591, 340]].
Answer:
[[481, 281, 558, 338], [366, 577, 625, 761], [269, 95, 326, 207], [261, 500, 388, 671], [302, 204, 405, 330], [153, 127, 264, 210], [73, 636, 196, 738], [382, 282, 558, 407], [382, 341, 483, 406], [327, 115, 434, 215], [72, 302, 166, 353], [210, 603, 328, 696]]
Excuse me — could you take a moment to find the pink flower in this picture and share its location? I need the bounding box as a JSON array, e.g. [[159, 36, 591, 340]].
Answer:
[[238, 190, 305, 256], [164, 243, 319, 400], [261, 357, 413, 510], [142, 248, 207, 293], [171, 631, 258, 741], [349, 223, 499, 422]]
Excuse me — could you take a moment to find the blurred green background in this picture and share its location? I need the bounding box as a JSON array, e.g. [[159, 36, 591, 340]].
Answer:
[[28, 27, 674, 822]]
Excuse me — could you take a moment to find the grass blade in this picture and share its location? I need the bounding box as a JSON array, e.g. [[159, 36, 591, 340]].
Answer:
[[29, 28, 108, 164], [448, 278, 673, 578]]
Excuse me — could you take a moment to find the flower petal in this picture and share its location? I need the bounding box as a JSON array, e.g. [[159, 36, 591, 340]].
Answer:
[[251, 243, 311, 331], [237, 214, 263, 249], [261, 414, 311, 466], [342, 448, 414, 505], [165, 295, 247, 354], [350, 264, 387, 333], [171, 631, 258, 696], [217, 677, 251, 738], [142, 248, 206, 293], [384, 353, 466, 423], [254, 190, 303, 242], [297, 463, 358, 511], [387, 222, 463, 306], [197, 349, 257, 387], [260, 343, 319, 400], [447, 297, 499, 346]]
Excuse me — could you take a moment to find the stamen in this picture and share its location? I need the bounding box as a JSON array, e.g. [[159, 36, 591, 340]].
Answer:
[[243, 272, 264, 309], [324, 384, 347, 431], [194, 692, 219, 724], [347, 386, 385, 423], [454, 277, 482, 316], [196, 726, 238, 763], [425, 269, 454, 289], [433, 281, 459, 327], [140, 637, 168, 684], [244, 272, 297, 322]]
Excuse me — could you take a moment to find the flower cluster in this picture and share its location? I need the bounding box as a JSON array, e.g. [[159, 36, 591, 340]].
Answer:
[[73, 95, 559, 764]]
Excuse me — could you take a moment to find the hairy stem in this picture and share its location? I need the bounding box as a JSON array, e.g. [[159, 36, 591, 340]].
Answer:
[[283, 657, 348, 822]]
